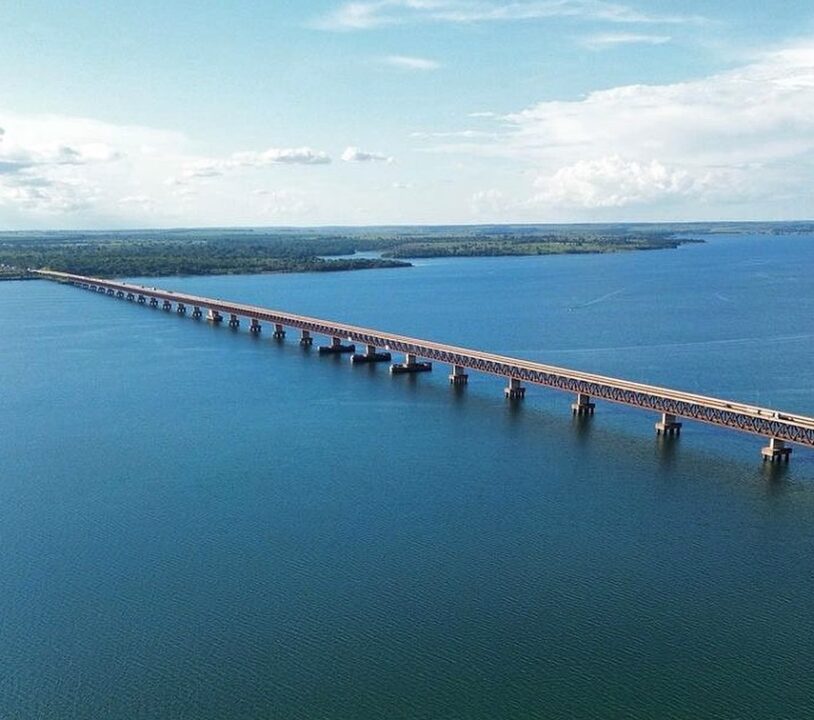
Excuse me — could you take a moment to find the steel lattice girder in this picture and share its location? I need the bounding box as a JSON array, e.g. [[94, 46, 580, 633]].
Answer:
[[56, 272, 814, 449]]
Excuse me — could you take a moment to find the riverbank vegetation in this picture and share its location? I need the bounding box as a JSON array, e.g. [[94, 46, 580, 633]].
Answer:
[[0, 222, 807, 278], [0, 232, 410, 278]]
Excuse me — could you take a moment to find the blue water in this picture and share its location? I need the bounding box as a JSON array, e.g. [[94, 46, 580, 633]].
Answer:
[[1, 233, 813, 719]]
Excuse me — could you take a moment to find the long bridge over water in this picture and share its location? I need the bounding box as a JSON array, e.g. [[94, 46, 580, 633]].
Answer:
[[36, 269, 814, 462]]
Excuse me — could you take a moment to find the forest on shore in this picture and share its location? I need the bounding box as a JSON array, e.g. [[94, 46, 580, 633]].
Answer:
[[1, 221, 809, 279]]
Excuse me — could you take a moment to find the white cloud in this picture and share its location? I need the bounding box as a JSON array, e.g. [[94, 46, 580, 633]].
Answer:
[[431, 42, 814, 215], [382, 54, 440, 70], [316, 0, 706, 31], [253, 189, 311, 217], [342, 146, 394, 162], [471, 187, 508, 214], [177, 146, 332, 182], [0, 160, 32, 174], [0, 173, 99, 214], [181, 162, 225, 180], [117, 194, 156, 214], [232, 147, 331, 166], [0, 110, 333, 223], [468, 111, 497, 118], [5, 39, 814, 225], [581, 32, 671, 49], [0, 111, 166, 216], [533, 156, 706, 207]]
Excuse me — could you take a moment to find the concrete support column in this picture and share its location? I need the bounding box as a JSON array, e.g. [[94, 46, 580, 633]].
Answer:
[[191, 307, 203, 319], [655, 412, 682, 437], [126, 292, 135, 301], [449, 364, 469, 385], [571, 392, 596, 416], [273, 323, 286, 339], [249, 318, 262, 334], [319, 336, 355, 354], [390, 352, 432, 374], [176, 303, 186, 315], [504, 377, 525, 400], [162, 300, 172, 311], [137, 295, 146, 304], [149, 297, 159, 307], [300, 330, 313, 345], [116, 290, 125, 299], [228, 314, 240, 328], [351, 344, 391, 364], [761, 437, 792, 463], [207, 309, 223, 323], [108, 289, 116, 296]]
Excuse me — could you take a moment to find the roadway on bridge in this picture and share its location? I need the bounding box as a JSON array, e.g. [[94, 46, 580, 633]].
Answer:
[[35, 269, 814, 451]]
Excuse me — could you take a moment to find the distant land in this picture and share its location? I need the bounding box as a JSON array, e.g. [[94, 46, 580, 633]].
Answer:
[[1, 221, 812, 279]]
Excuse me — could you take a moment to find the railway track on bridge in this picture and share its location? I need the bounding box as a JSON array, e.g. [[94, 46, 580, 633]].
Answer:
[[36, 269, 814, 462]]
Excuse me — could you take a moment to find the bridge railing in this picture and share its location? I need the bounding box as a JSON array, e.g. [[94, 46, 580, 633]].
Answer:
[[35, 269, 814, 449]]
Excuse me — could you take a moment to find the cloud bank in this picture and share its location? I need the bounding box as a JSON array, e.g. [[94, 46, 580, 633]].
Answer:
[[342, 146, 394, 162], [434, 43, 814, 216], [3, 41, 814, 225], [0, 112, 335, 223]]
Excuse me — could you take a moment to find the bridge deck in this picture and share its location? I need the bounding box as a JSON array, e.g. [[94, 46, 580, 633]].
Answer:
[[36, 269, 814, 449]]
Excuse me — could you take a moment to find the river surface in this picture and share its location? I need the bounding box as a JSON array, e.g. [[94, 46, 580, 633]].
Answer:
[[1, 233, 813, 719]]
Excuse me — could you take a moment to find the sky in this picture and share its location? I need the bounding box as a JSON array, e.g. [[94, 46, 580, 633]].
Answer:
[[1, 0, 814, 229]]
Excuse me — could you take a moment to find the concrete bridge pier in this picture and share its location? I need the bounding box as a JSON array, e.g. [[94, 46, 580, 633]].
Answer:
[[655, 413, 682, 437], [249, 318, 262, 334], [571, 393, 596, 416], [107, 288, 116, 296], [176, 303, 186, 315], [126, 292, 135, 301], [762, 437, 792, 463], [504, 377, 526, 400], [162, 300, 172, 311], [318, 336, 355, 354], [390, 353, 433, 374], [228, 314, 240, 329], [149, 297, 159, 307], [449, 365, 469, 385], [207, 309, 223, 323], [137, 294, 146, 304], [191, 307, 203, 319], [98, 287, 107, 294], [116, 290, 125, 299], [351, 344, 392, 363], [300, 330, 313, 346], [272, 323, 286, 339]]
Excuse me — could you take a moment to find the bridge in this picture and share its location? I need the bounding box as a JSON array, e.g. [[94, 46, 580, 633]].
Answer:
[[36, 269, 814, 462]]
